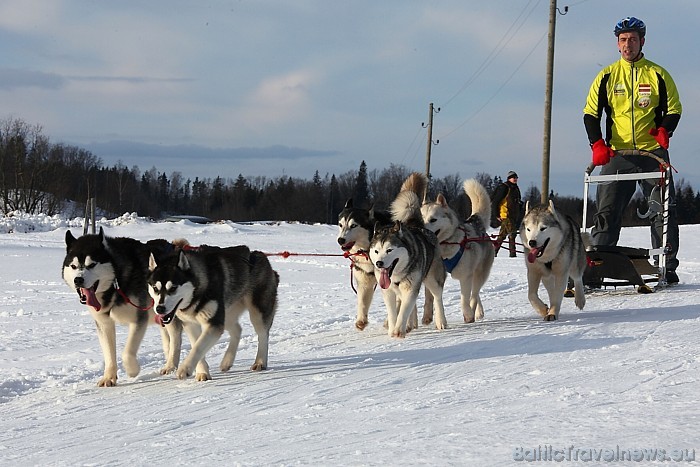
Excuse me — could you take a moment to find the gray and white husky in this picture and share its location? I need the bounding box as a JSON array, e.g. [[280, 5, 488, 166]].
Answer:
[[337, 199, 393, 330], [369, 173, 447, 337], [421, 179, 495, 323], [147, 245, 279, 380], [62, 228, 181, 387], [520, 200, 587, 321]]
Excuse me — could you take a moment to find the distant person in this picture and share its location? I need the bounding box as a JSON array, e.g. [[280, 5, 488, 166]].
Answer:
[[491, 171, 523, 257], [583, 16, 682, 284]]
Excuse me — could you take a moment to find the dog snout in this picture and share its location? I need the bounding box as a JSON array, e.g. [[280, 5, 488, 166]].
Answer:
[[156, 305, 166, 314], [337, 237, 345, 245], [376, 260, 384, 268], [73, 277, 84, 287], [528, 240, 537, 247]]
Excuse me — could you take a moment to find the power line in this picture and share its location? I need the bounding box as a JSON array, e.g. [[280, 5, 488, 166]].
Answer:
[[440, 0, 542, 109], [438, 30, 548, 141]]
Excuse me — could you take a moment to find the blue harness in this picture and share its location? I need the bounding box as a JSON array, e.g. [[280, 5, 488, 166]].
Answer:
[[441, 228, 494, 273], [442, 247, 465, 273]]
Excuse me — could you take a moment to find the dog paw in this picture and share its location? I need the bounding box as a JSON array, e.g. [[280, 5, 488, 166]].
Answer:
[[97, 376, 118, 387], [544, 314, 558, 322], [159, 365, 176, 375], [250, 362, 267, 371], [176, 367, 192, 380], [391, 329, 407, 338], [564, 288, 575, 298], [355, 319, 368, 331], [194, 373, 211, 382]]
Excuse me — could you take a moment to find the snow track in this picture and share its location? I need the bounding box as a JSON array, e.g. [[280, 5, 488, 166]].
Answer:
[[0, 221, 698, 465]]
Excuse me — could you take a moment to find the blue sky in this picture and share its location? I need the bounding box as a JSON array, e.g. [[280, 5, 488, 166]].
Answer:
[[1, 0, 697, 196]]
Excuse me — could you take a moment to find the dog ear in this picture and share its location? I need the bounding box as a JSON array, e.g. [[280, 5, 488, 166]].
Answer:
[[436, 193, 448, 207], [65, 230, 76, 249], [525, 200, 530, 214], [391, 220, 402, 234], [177, 250, 191, 271], [148, 252, 158, 271], [344, 198, 354, 209], [547, 200, 561, 223]]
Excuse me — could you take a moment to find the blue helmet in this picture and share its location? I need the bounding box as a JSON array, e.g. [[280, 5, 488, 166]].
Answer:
[[614, 17, 646, 37]]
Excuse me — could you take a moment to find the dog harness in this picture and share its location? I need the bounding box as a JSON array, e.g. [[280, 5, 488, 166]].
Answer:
[[440, 227, 494, 274]]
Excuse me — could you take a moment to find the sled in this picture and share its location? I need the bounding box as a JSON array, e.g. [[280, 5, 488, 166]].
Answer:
[[581, 149, 672, 293]]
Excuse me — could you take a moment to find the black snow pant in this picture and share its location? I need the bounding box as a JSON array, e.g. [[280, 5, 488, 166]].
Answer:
[[591, 148, 679, 272]]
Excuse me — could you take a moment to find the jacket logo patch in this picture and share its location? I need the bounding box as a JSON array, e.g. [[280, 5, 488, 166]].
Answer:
[[613, 83, 625, 95], [638, 97, 651, 108], [638, 83, 651, 96]]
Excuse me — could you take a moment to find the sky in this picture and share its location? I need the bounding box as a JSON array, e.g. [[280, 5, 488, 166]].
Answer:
[[0, 214, 698, 464], [1, 0, 698, 197]]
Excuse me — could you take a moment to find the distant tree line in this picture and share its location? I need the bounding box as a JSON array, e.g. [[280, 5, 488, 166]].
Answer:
[[2, 117, 700, 226]]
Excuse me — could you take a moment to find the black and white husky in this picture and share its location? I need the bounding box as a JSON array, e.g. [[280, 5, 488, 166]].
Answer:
[[369, 173, 447, 337], [147, 245, 279, 380], [520, 200, 587, 321], [421, 179, 495, 323], [336, 199, 394, 330], [62, 228, 182, 387]]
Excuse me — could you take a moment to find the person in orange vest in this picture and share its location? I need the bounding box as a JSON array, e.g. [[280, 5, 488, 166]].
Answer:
[[491, 171, 523, 257]]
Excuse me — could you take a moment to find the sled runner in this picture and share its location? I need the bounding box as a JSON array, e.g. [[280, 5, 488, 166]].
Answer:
[[581, 149, 672, 293]]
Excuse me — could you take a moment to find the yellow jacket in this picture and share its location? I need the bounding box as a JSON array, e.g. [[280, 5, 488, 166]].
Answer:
[[583, 56, 681, 150]]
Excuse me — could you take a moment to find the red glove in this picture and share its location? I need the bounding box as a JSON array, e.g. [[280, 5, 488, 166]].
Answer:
[[591, 139, 614, 166], [649, 127, 669, 149]]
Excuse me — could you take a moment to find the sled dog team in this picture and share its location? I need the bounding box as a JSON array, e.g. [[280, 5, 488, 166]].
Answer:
[[62, 172, 585, 386]]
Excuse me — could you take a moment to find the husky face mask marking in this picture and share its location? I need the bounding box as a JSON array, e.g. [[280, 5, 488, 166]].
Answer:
[[370, 240, 402, 289], [148, 253, 194, 324], [523, 222, 553, 263], [337, 215, 363, 251], [63, 253, 116, 312]]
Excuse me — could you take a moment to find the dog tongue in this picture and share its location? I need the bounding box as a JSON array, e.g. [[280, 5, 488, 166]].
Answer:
[[81, 287, 101, 311], [379, 268, 391, 289], [527, 247, 540, 264]]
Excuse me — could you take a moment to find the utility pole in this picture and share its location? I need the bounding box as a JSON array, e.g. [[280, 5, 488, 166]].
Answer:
[[541, 0, 558, 204], [422, 103, 439, 200], [424, 103, 435, 178]]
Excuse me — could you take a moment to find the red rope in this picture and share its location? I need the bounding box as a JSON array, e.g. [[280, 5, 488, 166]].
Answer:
[[266, 251, 346, 258], [113, 279, 154, 311]]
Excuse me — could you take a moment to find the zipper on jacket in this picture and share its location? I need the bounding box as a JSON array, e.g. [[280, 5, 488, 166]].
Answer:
[[630, 61, 637, 148]]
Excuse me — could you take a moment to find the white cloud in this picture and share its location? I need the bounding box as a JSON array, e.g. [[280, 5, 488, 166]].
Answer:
[[245, 69, 320, 125], [0, 0, 63, 32]]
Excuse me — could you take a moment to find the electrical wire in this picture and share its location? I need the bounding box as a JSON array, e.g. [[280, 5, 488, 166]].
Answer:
[[438, 30, 548, 140], [440, 0, 542, 109]]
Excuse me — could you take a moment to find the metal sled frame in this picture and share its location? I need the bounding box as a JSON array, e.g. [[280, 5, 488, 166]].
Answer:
[[581, 150, 672, 292]]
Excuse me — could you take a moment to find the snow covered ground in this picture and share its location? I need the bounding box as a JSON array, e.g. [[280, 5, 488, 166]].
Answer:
[[0, 212, 698, 466]]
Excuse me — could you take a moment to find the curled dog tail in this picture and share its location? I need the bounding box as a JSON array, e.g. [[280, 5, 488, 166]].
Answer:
[[391, 172, 427, 228], [463, 179, 491, 229]]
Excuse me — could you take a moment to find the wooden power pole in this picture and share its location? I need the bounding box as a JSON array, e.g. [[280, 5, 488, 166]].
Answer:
[[424, 102, 436, 179], [541, 0, 558, 204]]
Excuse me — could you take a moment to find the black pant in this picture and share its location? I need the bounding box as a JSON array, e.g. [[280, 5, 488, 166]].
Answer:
[[591, 148, 679, 271]]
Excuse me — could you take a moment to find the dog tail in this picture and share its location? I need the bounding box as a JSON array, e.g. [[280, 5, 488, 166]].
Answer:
[[463, 179, 491, 229], [391, 172, 427, 227]]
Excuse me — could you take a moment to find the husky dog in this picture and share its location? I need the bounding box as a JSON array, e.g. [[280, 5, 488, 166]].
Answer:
[[62, 228, 182, 387], [520, 201, 587, 321], [147, 245, 279, 380], [337, 200, 393, 330], [369, 173, 447, 337], [421, 179, 495, 323]]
